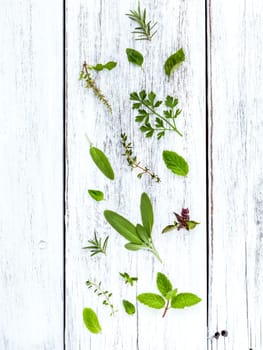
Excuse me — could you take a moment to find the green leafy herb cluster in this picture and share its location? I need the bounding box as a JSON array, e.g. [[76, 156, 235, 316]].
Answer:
[[162, 208, 199, 233], [137, 272, 201, 317], [104, 193, 162, 262], [121, 133, 160, 182], [119, 272, 138, 286], [86, 280, 117, 316], [83, 232, 109, 256], [130, 90, 183, 140], [126, 2, 157, 41]]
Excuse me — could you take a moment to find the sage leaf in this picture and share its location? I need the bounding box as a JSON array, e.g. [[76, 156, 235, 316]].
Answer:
[[137, 293, 165, 309], [171, 293, 201, 309], [136, 224, 149, 243], [83, 308, 102, 334], [156, 272, 173, 298], [122, 300, 136, 315], [88, 190, 104, 201], [90, 61, 117, 71], [90, 146, 115, 180], [163, 150, 189, 176], [140, 192, 153, 236], [164, 48, 185, 78], [104, 210, 142, 244], [126, 48, 144, 67], [125, 242, 143, 251]]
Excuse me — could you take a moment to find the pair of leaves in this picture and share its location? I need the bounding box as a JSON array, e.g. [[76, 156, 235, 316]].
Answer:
[[88, 189, 104, 201], [104, 193, 161, 262], [126, 48, 144, 67], [137, 272, 201, 317], [90, 145, 115, 180], [163, 150, 189, 176], [164, 48, 185, 79], [83, 308, 102, 334], [88, 61, 117, 72]]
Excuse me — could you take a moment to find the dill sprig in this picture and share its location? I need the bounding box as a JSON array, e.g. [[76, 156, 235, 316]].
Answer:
[[83, 232, 109, 257], [86, 280, 117, 316], [126, 2, 157, 41], [79, 62, 112, 113], [121, 132, 160, 182]]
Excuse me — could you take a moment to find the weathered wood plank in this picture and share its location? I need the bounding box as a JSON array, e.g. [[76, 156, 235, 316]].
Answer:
[[208, 0, 263, 348], [0, 1, 64, 349], [66, 0, 206, 349]]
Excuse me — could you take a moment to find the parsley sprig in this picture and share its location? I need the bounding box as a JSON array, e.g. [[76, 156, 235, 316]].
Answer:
[[130, 90, 183, 140]]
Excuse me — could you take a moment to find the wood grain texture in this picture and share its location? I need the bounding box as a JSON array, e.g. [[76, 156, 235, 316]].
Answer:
[[208, 0, 263, 349], [66, 0, 206, 349], [0, 1, 64, 349]]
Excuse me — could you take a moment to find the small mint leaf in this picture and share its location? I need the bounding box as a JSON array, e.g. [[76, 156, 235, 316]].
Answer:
[[83, 308, 102, 334], [122, 300, 136, 315], [137, 293, 165, 309], [156, 272, 173, 298], [171, 293, 201, 309]]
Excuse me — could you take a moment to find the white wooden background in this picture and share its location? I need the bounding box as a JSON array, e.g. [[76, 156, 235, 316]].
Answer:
[[0, 0, 262, 349]]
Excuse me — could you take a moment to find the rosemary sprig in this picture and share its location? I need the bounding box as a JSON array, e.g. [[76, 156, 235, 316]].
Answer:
[[86, 280, 117, 316], [79, 62, 112, 113], [130, 90, 183, 140], [126, 2, 157, 41], [83, 232, 109, 256], [121, 133, 160, 182]]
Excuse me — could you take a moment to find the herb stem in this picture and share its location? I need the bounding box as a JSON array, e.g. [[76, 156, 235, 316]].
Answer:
[[150, 243, 162, 263], [86, 281, 117, 316], [141, 101, 183, 137], [162, 300, 170, 318]]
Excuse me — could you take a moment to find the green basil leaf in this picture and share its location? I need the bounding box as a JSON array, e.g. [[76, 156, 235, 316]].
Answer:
[[90, 61, 117, 71], [140, 192, 154, 236], [186, 221, 200, 230], [164, 48, 185, 78], [88, 190, 104, 201], [122, 300, 136, 315], [161, 224, 178, 234], [104, 210, 142, 244], [156, 272, 173, 298], [137, 293, 165, 309], [126, 48, 144, 67], [162, 150, 189, 176], [171, 293, 202, 309], [90, 146, 115, 180], [125, 242, 143, 251], [83, 308, 102, 334]]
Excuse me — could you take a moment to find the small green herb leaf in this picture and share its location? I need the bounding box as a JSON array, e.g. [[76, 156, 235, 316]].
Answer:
[[124, 242, 143, 251], [186, 221, 200, 229], [171, 293, 202, 309], [140, 192, 154, 236], [136, 224, 149, 243], [126, 48, 144, 67], [83, 308, 102, 334], [90, 146, 115, 180], [163, 150, 189, 176], [89, 61, 117, 71], [156, 272, 173, 298], [88, 190, 104, 201], [166, 289, 178, 300], [161, 224, 178, 234], [104, 210, 142, 244], [164, 48, 185, 78], [137, 293, 165, 309], [122, 300, 136, 315]]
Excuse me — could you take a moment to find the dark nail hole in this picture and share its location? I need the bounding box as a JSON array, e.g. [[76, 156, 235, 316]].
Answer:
[[214, 331, 220, 339], [221, 330, 228, 337]]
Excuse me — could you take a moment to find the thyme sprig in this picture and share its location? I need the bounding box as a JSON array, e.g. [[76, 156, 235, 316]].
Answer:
[[83, 232, 109, 256], [79, 62, 112, 113], [121, 133, 160, 182], [126, 2, 157, 41], [130, 90, 183, 140], [86, 280, 117, 316]]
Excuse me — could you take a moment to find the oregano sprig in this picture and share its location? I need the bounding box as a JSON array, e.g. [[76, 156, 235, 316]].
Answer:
[[137, 272, 201, 318], [86, 280, 117, 316], [79, 62, 113, 113], [126, 2, 157, 41], [121, 133, 160, 182], [130, 90, 183, 140], [119, 272, 138, 286]]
